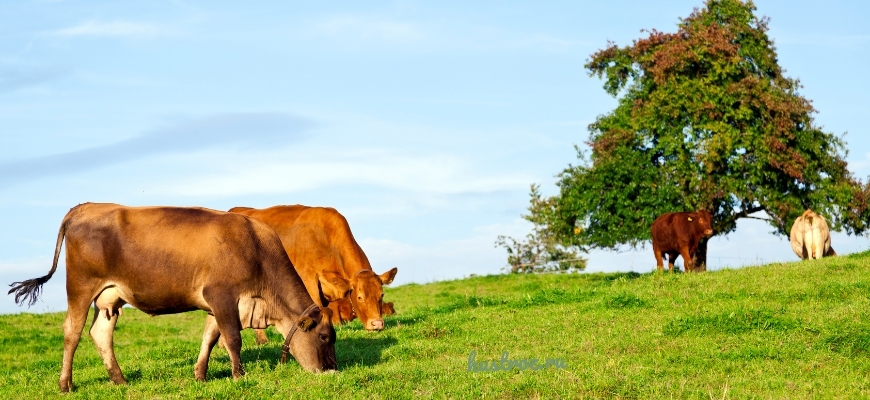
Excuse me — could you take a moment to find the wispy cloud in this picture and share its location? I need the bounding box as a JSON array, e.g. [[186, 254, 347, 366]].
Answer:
[[0, 113, 312, 189], [0, 64, 71, 92], [152, 149, 533, 198], [54, 20, 167, 38], [359, 231, 508, 285]]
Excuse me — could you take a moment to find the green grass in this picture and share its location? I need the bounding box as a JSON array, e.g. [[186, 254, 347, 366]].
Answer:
[[3, 252, 870, 398]]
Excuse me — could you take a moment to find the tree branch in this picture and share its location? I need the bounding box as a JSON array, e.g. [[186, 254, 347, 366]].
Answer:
[[740, 215, 772, 222], [734, 205, 765, 219]]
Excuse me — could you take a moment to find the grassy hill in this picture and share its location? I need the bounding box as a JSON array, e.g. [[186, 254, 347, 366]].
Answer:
[[2, 252, 870, 398]]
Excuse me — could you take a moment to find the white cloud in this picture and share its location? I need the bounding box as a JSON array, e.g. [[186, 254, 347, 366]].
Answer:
[[360, 234, 504, 285], [151, 148, 534, 198], [54, 21, 166, 38]]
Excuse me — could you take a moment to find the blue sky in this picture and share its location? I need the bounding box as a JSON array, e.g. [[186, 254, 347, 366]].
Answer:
[[2, 1, 869, 313]]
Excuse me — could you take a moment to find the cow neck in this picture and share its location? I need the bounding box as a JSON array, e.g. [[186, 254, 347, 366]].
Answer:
[[337, 241, 370, 275], [280, 303, 319, 364]]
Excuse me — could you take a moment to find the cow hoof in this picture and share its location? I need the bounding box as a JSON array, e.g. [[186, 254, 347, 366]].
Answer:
[[57, 379, 72, 393]]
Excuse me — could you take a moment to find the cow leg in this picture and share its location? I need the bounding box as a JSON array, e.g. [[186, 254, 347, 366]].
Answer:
[[89, 304, 126, 385], [679, 246, 694, 272], [653, 244, 665, 273], [194, 314, 222, 381], [215, 314, 244, 379], [254, 329, 269, 345], [666, 251, 679, 273], [203, 288, 245, 379], [59, 298, 91, 392]]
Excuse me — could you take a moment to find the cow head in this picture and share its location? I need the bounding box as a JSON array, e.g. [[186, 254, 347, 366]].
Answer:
[[347, 268, 398, 331], [382, 301, 395, 316], [317, 267, 397, 331], [288, 306, 338, 372], [692, 209, 714, 237]]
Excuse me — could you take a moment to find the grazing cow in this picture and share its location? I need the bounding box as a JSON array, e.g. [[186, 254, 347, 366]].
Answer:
[[382, 301, 395, 317], [326, 298, 395, 325], [7, 203, 336, 393], [790, 209, 836, 260], [651, 209, 714, 273], [230, 205, 398, 332]]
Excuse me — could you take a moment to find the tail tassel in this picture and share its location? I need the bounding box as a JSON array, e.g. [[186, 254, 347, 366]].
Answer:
[[8, 276, 50, 307]]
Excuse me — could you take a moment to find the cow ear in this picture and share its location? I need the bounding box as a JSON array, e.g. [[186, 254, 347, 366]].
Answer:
[[379, 267, 398, 285], [298, 316, 315, 331], [319, 273, 351, 302], [319, 307, 333, 323]]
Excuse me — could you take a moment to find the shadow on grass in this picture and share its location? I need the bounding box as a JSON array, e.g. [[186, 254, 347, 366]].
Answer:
[[75, 368, 143, 390], [336, 335, 399, 369], [602, 271, 643, 281], [191, 331, 400, 373]]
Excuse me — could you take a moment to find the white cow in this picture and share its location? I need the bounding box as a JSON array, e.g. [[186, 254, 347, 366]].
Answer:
[[789, 209, 836, 260]]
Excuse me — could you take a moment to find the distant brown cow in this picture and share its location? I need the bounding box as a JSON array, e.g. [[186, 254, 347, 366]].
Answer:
[[790, 209, 836, 260], [327, 298, 395, 325], [230, 205, 398, 333], [651, 210, 714, 273], [7, 203, 336, 393]]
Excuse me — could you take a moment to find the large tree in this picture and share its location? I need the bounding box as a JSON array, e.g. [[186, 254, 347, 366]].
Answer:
[[530, 0, 869, 271]]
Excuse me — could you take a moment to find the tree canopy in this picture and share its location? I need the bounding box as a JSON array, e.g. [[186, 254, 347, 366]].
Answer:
[[529, 0, 870, 269]]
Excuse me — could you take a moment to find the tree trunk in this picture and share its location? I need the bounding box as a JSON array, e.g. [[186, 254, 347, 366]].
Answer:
[[692, 237, 709, 272]]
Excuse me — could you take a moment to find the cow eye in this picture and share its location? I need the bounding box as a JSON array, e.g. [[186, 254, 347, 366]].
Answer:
[[319, 334, 329, 343]]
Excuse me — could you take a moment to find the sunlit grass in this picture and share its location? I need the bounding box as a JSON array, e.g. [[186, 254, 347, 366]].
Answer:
[[2, 251, 870, 398]]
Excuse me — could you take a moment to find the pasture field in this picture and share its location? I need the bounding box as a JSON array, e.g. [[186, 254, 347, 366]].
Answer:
[[2, 252, 870, 399]]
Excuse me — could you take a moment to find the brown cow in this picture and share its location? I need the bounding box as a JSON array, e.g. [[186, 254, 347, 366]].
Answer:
[[7, 203, 336, 393], [790, 209, 836, 260], [327, 298, 395, 325], [229, 205, 397, 332], [651, 209, 714, 273]]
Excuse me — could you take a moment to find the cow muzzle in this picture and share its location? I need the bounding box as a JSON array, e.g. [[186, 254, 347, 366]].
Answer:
[[366, 318, 385, 331], [704, 229, 713, 237]]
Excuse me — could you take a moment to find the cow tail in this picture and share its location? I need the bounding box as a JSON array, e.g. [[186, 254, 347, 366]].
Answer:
[[7, 216, 69, 307]]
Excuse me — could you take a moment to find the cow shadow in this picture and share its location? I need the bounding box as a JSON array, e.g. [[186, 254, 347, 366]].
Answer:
[[231, 335, 398, 371], [233, 328, 399, 371], [336, 335, 399, 368], [76, 368, 143, 388]]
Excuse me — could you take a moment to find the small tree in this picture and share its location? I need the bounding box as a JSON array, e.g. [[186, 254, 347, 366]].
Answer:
[[496, 185, 587, 273], [528, 0, 869, 270]]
